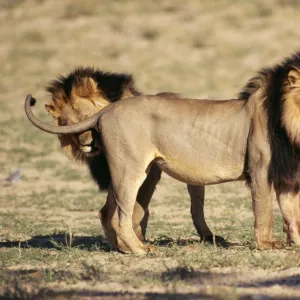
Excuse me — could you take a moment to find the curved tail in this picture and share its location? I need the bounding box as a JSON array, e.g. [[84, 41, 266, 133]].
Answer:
[[24, 94, 101, 134]]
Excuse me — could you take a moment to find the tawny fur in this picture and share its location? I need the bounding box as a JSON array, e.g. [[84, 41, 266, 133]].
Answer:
[[42, 67, 214, 250], [26, 52, 300, 254]]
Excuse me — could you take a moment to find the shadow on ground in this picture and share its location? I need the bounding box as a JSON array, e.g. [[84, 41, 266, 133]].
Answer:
[[2, 276, 300, 300], [161, 267, 300, 288], [0, 234, 112, 251], [0, 288, 217, 300], [1, 266, 300, 299], [238, 274, 300, 288], [0, 233, 238, 252], [151, 234, 233, 248]]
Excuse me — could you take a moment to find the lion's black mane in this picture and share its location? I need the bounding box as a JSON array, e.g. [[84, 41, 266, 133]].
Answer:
[[46, 67, 141, 102], [240, 52, 300, 191], [47, 67, 141, 191]]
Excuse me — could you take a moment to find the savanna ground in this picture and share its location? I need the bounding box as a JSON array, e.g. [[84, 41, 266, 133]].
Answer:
[[1, 0, 300, 299]]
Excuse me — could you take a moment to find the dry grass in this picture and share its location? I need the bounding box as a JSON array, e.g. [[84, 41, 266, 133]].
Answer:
[[1, 0, 300, 298]]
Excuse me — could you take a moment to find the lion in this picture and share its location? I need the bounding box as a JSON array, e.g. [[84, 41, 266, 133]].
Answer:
[[25, 52, 300, 254], [26, 67, 215, 250]]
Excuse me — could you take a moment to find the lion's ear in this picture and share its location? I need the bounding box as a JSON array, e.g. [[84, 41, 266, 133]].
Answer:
[[45, 104, 60, 118], [91, 89, 111, 108], [287, 69, 300, 86], [72, 77, 98, 98]]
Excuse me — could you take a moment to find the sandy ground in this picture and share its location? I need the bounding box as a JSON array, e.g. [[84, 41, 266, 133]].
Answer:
[[1, 0, 300, 299]]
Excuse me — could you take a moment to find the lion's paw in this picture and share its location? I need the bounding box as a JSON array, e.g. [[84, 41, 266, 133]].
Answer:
[[146, 245, 157, 253], [272, 240, 284, 249], [257, 240, 284, 250]]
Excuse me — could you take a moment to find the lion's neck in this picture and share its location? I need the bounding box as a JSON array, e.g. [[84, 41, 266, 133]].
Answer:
[[121, 89, 142, 100]]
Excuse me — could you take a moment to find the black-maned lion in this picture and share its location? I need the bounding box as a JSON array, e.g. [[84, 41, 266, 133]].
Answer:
[[27, 67, 215, 250], [25, 52, 300, 254]]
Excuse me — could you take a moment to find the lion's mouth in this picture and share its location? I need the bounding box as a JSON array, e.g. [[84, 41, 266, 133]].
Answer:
[[80, 145, 101, 157], [81, 145, 92, 153]]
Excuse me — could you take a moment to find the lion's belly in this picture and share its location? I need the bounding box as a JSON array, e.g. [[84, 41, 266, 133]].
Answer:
[[151, 108, 248, 185], [155, 155, 245, 185]]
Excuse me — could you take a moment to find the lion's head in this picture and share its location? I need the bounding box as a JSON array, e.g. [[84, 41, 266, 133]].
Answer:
[[45, 67, 140, 162]]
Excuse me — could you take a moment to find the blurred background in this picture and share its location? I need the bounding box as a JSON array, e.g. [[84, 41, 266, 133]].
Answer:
[[1, 1, 300, 296]]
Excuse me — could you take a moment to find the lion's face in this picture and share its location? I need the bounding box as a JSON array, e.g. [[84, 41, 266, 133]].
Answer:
[[282, 67, 300, 147], [46, 77, 110, 161], [58, 98, 102, 157]]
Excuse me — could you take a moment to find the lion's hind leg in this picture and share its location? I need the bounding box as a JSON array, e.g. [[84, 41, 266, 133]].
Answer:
[[187, 185, 227, 246], [188, 185, 213, 238], [99, 187, 119, 249], [99, 163, 161, 253], [109, 163, 154, 254], [99, 186, 141, 253], [277, 189, 300, 246]]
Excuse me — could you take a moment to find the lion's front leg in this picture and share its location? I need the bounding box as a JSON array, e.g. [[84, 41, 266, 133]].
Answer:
[[277, 189, 300, 246], [98, 187, 118, 248], [133, 163, 161, 241], [250, 169, 281, 249]]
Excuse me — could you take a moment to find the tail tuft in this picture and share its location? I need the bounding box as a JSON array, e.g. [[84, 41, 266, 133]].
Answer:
[[30, 97, 36, 106]]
